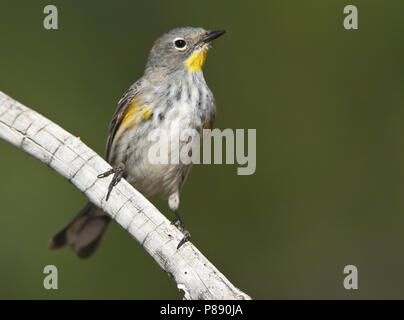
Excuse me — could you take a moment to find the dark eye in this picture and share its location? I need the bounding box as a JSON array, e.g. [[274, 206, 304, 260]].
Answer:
[[173, 38, 187, 51]]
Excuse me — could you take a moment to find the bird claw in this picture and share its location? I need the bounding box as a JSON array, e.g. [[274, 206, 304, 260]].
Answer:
[[172, 211, 191, 249], [97, 163, 125, 201], [177, 229, 191, 249], [172, 218, 191, 249], [97, 168, 115, 178]]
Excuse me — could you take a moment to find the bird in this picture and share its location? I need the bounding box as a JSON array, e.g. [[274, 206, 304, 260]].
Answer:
[[49, 27, 226, 258]]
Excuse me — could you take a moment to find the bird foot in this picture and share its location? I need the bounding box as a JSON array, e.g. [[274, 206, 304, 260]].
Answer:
[[172, 218, 191, 249], [97, 163, 125, 201]]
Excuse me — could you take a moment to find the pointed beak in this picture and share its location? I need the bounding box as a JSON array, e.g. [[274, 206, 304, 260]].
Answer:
[[203, 30, 226, 43]]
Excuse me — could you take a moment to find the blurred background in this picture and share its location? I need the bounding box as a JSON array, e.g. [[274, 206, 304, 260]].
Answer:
[[0, 0, 403, 299]]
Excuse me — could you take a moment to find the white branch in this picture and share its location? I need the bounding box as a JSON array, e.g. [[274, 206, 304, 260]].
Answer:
[[0, 91, 251, 300]]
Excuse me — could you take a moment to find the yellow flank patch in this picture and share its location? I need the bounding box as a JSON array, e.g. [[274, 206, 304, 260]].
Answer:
[[121, 99, 139, 127], [185, 48, 208, 72], [141, 107, 153, 120], [120, 99, 152, 129]]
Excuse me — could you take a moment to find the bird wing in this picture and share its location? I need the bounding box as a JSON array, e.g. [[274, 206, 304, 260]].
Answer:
[[105, 79, 143, 161]]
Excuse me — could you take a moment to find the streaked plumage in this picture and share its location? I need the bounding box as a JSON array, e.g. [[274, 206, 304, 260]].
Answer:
[[49, 27, 225, 257]]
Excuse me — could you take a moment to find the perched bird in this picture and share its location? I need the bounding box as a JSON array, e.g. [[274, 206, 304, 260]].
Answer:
[[49, 27, 225, 258]]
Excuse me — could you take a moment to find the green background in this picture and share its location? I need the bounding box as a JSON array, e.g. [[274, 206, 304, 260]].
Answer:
[[0, 0, 403, 299]]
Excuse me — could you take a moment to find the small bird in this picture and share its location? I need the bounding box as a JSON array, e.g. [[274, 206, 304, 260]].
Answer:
[[49, 27, 225, 258]]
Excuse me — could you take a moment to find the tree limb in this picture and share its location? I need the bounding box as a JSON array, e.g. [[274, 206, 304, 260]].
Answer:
[[0, 91, 251, 300]]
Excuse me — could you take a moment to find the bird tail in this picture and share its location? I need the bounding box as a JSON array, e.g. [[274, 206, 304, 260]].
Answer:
[[49, 202, 111, 258]]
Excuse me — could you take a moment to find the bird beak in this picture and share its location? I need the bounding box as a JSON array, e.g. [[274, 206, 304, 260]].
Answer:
[[203, 30, 226, 43]]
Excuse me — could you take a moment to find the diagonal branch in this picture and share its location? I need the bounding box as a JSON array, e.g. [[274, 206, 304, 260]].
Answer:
[[0, 91, 251, 300]]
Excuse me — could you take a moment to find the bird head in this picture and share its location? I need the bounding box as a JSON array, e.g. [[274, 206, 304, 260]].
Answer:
[[145, 27, 226, 74]]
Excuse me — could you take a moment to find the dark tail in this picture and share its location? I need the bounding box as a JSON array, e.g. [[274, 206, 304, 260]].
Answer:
[[49, 202, 111, 259]]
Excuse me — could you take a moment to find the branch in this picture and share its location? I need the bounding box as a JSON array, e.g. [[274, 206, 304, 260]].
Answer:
[[0, 91, 251, 300]]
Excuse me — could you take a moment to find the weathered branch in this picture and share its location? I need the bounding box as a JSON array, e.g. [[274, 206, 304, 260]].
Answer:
[[0, 91, 251, 300]]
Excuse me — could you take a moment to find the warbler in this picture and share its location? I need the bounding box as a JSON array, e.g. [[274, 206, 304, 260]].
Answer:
[[49, 27, 225, 258]]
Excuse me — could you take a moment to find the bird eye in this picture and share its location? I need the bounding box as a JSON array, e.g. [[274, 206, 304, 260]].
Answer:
[[173, 38, 187, 51]]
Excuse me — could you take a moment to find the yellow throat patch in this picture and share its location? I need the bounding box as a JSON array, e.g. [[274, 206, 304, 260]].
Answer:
[[185, 48, 208, 72]]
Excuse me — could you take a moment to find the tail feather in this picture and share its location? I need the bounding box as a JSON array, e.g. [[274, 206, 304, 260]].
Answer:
[[49, 202, 111, 259]]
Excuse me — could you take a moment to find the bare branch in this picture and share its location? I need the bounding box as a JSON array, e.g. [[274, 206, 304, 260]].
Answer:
[[0, 91, 251, 300]]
